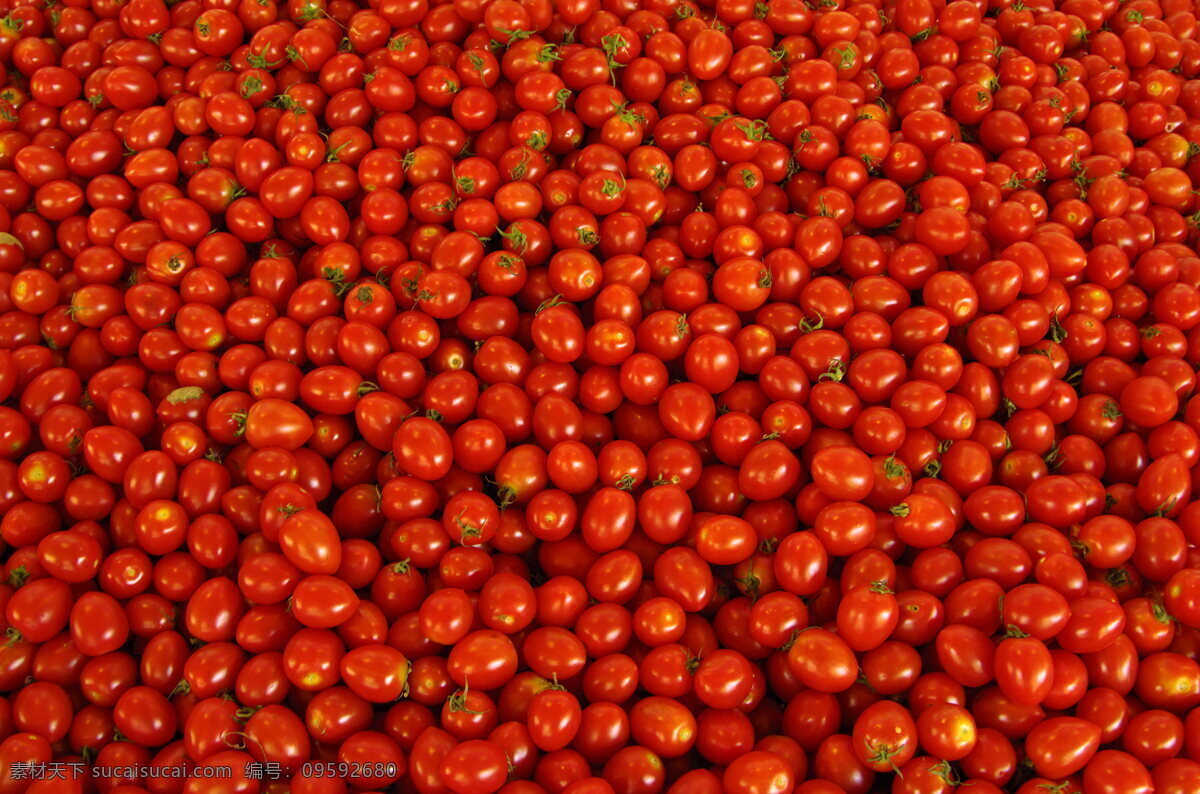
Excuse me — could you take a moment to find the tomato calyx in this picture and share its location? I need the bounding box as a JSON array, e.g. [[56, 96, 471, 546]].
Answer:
[[735, 119, 770, 142], [830, 47, 856, 72], [930, 760, 960, 786], [225, 729, 269, 761], [1004, 625, 1031, 639], [650, 164, 670, 190], [865, 741, 904, 774], [890, 503, 911, 518], [601, 175, 626, 197], [868, 580, 893, 596], [6, 565, 28, 587], [171, 678, 190, 697], [1049, 312, 1068, 343], [235, 705, 262, 723], [910, 26, 936, 43], [1154, 497, 1180, 517], [275, 503, 301, 519], [817, 359, 845, 383], [497, 224, 529, 253], [535, 294, 567, 315], [611, 102, 645, 129], [284, 46, 309, 71], [615, 473, 637, 491], [3, 627, 22, 647], [496, 485, 517, 509], [454, 509, 483, 542], [495, 27, 534, 45], [447, 684, 485, 714], [228, 411, 248, 437], [495, 253, 521, 272], [1003, 171, 1038, 191], [1105, 568, 1132, 592], [326, 139, 353, 163], [246, 53, 285, 71], [352, 286, 376, 307], [798, 312, 824, 333], [296, 3, 325, 21], [735, 570, 761, 600], [600, 33, 628, 78], [1150, 597, 1174, 625], [1072, 166, 1093, 199], [322, 267, 355, 296]]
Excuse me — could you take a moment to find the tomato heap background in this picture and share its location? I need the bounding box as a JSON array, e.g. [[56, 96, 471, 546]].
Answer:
[[5, 0, 1200, 792]]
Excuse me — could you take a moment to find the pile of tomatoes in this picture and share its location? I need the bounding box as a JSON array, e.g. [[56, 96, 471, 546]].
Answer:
[[6, 0, 1200, 791]]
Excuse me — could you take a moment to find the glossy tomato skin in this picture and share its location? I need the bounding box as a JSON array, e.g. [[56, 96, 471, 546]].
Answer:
[[1025, 717, 1102, 779]]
